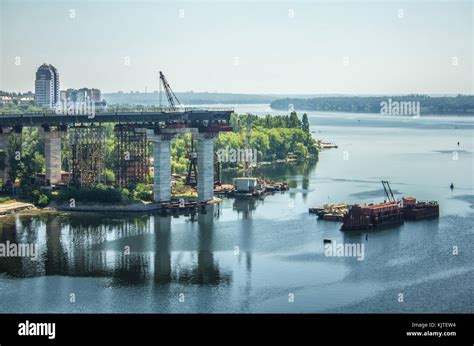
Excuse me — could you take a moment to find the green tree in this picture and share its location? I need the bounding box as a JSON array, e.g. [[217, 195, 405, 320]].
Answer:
[[301, 113, 310, 133], [289, 112, 301, 129], [7, 134, 22, 186], [0, 150, 6, 171], [294, 142, 309, 159], [133, 183, 152, 201]]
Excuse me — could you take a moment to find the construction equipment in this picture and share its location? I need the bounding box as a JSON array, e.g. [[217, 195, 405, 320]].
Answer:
[[159, 71, 182, 111], [214, 152, 221, 185], [184, 137, 222, 187], [184, 136, 198, 187], [381, 180, 395, 203]]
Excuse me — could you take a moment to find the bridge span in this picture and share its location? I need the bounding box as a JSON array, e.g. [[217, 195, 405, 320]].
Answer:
[[0, 108, 233, 127], [0, 108, 234, 202]]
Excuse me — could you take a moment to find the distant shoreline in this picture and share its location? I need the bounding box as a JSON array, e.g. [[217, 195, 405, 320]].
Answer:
[[270, 95, 474, 115], [101, 92, 473, 111]]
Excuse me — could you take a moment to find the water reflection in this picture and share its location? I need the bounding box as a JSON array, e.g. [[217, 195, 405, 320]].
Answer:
[[173, 208, 231, 285], [0, 158, 319, 285], [0, 206, 232, 288], [233, 197, 260, 218], [154, 216, 171, 284], [0, 161, 317, 311]]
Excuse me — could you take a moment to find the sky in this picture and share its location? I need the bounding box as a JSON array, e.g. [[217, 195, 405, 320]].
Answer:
[[0, 0, 472, 94]]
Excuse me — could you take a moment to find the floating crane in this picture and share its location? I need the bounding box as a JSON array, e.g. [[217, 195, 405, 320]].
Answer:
[[381, 180, 396, 203], [159, 71, 182, 111]]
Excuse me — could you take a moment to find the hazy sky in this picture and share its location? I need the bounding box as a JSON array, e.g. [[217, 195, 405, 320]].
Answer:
[[0, 0, 472, 94]]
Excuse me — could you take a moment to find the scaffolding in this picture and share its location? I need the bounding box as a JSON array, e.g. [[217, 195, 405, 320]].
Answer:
[[185, 139, 198, 187], [114, 125, 149, 188], [69, 125, 106, 187]]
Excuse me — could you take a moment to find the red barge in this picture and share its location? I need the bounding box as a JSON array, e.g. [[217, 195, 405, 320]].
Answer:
[[340, 181, 439, 231], [341, 202, 404, 231]]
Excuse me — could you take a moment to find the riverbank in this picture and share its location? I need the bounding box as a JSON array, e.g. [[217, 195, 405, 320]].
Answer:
[[46, 196, 221, 213], [0, 201, 36, 216]]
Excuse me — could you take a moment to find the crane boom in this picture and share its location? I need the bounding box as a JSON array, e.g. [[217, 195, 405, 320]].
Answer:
[[381, 180, 395, 203], [159, 71, 182, 111]]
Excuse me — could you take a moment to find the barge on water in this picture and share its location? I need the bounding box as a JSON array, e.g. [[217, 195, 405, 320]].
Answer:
[[157, 200, 207, 216], [309, 203, 348, 222], [312, 182, 440, 231], [214, 177, 289, 198], [341, 181, 440, 231], [341, 202, 404, 231], [341, 198, 439, 231], [401, 197, 439, 220]]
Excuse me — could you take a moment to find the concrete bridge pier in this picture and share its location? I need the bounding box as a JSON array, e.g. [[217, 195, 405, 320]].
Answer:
[[148, 131, 174, 202], [195, 134, 215, 202], [40, 127, 65, 185]]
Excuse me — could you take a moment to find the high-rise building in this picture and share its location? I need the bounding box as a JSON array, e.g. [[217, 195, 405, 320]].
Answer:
[[76, 88, 89, 103], [65, 88, 78, 102], [34, 63, 60, 108], [90, 88, 101, 102], [59, 87, 107, 112]]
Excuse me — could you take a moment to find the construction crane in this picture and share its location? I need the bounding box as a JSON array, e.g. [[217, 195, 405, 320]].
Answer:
[[159, 71, 182, 111], [381, 180, 396, 203]]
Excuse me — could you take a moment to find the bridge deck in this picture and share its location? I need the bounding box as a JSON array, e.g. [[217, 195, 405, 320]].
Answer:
[[0, 109, 233, 127]]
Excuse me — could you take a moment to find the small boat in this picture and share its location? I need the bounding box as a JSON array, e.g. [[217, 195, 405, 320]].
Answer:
[[319, 142, 338, 149], [309, 207, 324, 214]]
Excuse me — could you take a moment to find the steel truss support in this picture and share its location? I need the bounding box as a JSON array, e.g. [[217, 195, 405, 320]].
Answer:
[[69, 125, 106, 187], [114, 125, 149, 188]]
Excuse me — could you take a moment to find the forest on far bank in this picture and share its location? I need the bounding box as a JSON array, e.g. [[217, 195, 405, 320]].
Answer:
[[270, 95, 474, 115]]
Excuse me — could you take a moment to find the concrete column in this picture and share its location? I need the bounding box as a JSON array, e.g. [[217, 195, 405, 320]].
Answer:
[[196, 135, 214, 202], [41, 128, 64, 185], [148, 132, 173, 202]]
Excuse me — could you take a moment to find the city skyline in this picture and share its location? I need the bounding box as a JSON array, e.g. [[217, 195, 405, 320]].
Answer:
[[0, 0, 472, 94]]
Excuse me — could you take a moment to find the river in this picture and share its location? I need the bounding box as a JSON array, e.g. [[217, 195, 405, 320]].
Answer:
[[0, 106, 472, 313]]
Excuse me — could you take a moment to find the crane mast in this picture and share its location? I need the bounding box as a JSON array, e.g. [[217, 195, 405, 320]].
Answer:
[[159, 71, 182, 111], [381, 180, 396, 203]]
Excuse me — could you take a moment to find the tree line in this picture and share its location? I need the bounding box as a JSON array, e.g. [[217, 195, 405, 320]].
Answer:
[[216, 112, 317, 168], [270, 95, 474, 115]]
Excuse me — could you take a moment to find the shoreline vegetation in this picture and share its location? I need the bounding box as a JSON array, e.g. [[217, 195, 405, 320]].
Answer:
[[0, 105, 319, 211], [270, 95, 474, 115]]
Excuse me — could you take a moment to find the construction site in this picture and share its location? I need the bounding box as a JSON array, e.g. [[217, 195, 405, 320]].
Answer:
[[0, 72, 233, 212], [0, 71, 292, 214]]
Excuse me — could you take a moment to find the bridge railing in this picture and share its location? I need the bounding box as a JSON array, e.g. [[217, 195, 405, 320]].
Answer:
[[0, 106, 234, 117]]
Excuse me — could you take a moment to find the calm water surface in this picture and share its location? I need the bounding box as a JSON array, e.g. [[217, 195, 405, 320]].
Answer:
[[0, 109, 473, 313]]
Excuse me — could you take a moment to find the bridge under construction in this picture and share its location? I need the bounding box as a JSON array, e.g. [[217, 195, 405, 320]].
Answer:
[[0, 107, 232, 202], [0, 72, 233, 202]]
